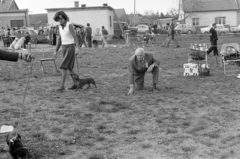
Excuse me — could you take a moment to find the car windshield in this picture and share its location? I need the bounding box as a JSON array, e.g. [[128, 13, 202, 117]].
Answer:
[[22, 30, 37, 35], [175, 25, 180, 29]]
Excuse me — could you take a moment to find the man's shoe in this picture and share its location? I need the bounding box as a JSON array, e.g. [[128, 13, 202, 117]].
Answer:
[[68, 85, 77, 90], [152, 87, 159, 93]]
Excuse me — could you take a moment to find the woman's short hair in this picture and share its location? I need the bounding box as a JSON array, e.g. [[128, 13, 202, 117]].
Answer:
[[53, 11, 69, 22]]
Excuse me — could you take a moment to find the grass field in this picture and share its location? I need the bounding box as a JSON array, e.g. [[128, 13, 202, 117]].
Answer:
[[1, 34, 240, 159]]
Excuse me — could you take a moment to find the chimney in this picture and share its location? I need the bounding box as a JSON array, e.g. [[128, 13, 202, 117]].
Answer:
[[103, 3, 108, 6], [81, 4, 86, 7], [74, 1, 79, 8]]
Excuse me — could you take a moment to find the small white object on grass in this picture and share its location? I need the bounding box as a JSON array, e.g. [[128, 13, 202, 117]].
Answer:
[[0, 125, 14, 133], [237, 74, 240, 79]]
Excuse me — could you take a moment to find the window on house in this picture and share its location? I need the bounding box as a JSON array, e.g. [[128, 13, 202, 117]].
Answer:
[[110, 16, 112, 27], [192, 18, 199, 26], [215, 17, 226, 24]]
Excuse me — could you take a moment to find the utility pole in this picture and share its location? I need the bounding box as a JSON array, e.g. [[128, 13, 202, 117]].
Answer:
[[134, 0, 136, 14]]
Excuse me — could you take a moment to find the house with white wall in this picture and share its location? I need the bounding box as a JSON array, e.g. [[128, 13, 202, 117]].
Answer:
[[45, 2, 114, 37], [0, 0, 29, 28], [182, 0, 240, 27]]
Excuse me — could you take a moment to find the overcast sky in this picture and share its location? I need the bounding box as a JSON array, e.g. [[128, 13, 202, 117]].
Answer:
[[15, 0, 178, 14]]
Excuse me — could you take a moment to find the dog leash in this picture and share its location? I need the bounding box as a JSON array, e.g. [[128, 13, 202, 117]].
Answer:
[[15, 53, 34, 131], [75, 52, 80, 75]]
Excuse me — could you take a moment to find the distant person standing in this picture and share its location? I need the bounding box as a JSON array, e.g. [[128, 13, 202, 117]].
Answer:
[[16, 30, 22, 39], [52, 26, 57, 45], [38, 27, 44, 35], [162, 23, 170, 47], [166, 18, 180, 48], [53, 11, 81, 91], [5, 28, 11, 37], [23, 32, 31, 49], [101, 26, 108, 47], [49, 27, 53, 44], [123, 24, 130, 45], [207, 23, 219, 56], [10, 28, 17, 36], [0, 27, 4, 41], [85, 23, 92, 48], [79, 26, 87, 48]]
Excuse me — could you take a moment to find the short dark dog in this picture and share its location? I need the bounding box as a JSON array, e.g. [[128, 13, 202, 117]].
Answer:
[[71, 74, 97, 91], [6, 131, 29, 159]]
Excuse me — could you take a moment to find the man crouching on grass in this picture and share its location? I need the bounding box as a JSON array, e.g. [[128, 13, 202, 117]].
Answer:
[[128, 48, 160, 95]]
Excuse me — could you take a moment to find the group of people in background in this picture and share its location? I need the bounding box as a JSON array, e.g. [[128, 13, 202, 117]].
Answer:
[[73, 23, 108, 48], [0, 26, 32, 49]]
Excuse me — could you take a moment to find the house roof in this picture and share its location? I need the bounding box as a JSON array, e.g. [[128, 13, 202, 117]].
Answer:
[[0, 0, 19, 11], [0, 9, 28, 13], [45, 6, 114, 12], [114, 9, 126, 18], [114, 8, 128, 21], [183, 0, 239, 12], [29, 14, 48, 25]]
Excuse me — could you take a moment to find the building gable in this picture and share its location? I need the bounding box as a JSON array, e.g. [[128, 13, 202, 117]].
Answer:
[[8, 0, 19, 10], [114, 8, 128, 22], [0, 0, 13, 11], [0, 0, 19, 11]]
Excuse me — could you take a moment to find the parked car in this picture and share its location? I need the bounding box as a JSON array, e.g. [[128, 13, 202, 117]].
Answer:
[[200, 24, 229, 35], [174, 24, 197, 34], [128, 26, 137, 36], [230, 25, 240, 33], [136, 24, 149, 33], [19, 29, 48, 44]]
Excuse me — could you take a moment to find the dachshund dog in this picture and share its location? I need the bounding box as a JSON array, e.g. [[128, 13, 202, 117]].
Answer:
[[70, 73, 97, 91], [6, 131, 29, 159]]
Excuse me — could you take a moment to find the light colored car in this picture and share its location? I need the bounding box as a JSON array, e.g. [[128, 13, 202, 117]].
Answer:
[[174, 24, 197, 34], [230, 25, 240, 33], [19, 29, 47, 44], [136, 24, 149, 33], [200, 24, 229, 35]]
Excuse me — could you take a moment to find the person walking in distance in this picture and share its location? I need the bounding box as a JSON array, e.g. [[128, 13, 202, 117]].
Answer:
[[101, 26, 108, 47], [86, 23, 92, 48], [79, 26, 87, 48], [53, 11, 81, 91], [207, 23, 219, 56], [162, 23, 170, 47], [166, 18, 180, 48]]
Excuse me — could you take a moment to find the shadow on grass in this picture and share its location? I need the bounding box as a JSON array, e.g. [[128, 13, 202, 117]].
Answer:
[[89, 100, 129, 113]]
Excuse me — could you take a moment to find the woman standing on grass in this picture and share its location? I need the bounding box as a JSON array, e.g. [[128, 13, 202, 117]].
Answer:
[[53, 11, 81, 91]]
